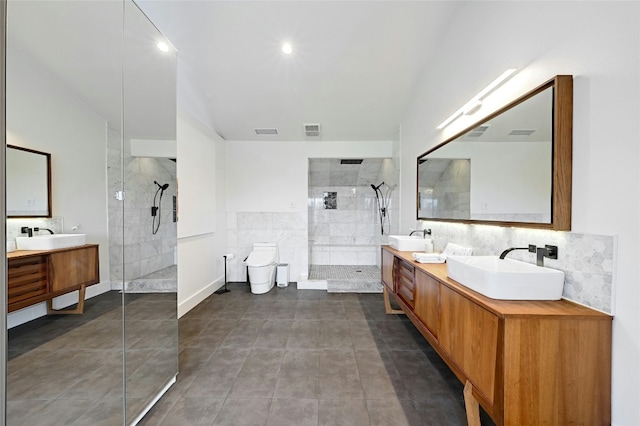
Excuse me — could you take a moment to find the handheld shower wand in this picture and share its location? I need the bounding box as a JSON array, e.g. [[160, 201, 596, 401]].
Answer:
[[152, 181, 170, 235]]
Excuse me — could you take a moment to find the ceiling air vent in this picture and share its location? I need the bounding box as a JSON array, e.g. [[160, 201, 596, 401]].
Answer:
[[304, 123, 321, 137], [509, 129, 536, 136], [255, 128, 278, 135], [467, 125, 490, 138], [340, 159, 363, 165]]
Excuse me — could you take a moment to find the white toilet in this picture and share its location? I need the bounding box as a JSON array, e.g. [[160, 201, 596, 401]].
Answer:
[[246, 242, 279, 294]]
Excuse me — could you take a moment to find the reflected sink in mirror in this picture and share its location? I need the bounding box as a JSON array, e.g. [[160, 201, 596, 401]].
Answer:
[[16, 234, 86, 251], [388, 235, 431, 252], [446, 255, 564, 300]]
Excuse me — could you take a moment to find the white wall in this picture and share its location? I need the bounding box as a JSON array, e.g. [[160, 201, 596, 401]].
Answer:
[[177, 110, 227, 317], [225, 140, 394, 281], [399, 2, 639, 424], [6, 44, 112, 325]]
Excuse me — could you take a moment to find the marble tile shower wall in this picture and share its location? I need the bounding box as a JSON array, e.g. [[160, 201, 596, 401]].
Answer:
[[419, 221, 615, 313], [309, 186, 399, 266], [226, 212, 308, 282], [107, 127, 177, 285]]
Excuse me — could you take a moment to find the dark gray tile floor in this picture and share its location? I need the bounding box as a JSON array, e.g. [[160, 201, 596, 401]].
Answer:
[[7, 291, 177, 426], [140, 282, 493, 426]]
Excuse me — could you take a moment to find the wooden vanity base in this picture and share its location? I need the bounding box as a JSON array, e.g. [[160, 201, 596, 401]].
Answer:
[[8, 245, 99, 313], [383, 286, 404, 314], [47, 284, 86, 315], [381, 245, 612, 425], [464, 380, 481, 426]]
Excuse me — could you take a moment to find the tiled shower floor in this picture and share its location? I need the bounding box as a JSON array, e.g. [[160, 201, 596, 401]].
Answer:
[[309, 265, 382, 293]]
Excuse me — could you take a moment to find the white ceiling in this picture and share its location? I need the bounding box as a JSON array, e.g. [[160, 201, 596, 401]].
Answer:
[[136, 1, 458, 141]]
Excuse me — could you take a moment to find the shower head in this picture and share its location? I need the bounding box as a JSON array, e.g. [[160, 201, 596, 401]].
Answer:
[[154, 181, 169, 191]]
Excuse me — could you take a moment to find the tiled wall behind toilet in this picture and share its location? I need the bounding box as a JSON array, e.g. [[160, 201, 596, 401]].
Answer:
[[226, 212, 308, 282], [418, 221, 616, 313]]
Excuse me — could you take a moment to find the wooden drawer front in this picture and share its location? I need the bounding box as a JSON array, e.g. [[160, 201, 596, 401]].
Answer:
[[395, 260, 415, 308], [439, 286, 499, 404], [414, 270, 439, 338], [381, 248, 395, 291], [8, 256, 49, 307], [50, 246, 100, 293]]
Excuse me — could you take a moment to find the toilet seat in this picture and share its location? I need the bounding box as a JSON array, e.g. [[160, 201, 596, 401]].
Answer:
[[246, 250, 276, 267]]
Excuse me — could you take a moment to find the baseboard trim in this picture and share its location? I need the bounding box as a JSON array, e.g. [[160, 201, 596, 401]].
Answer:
[[178, 275, 224, 318]]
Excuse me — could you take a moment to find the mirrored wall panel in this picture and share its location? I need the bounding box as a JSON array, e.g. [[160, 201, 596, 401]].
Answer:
[[121, 1, 178, 423], [6, 1, 178, 424]]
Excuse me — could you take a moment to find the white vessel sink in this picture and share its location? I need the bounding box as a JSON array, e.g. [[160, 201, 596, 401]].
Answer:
[[16, 234, 86, 251], [446, 255, 564, 300], [389, 235, 430, 252]]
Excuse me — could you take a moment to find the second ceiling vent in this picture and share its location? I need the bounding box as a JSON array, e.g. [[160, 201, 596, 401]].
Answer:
[[255, 128, 278, 135], [304, 123, 321, 137]]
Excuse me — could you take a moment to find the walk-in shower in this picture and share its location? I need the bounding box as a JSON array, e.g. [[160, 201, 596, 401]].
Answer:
[[307, 158, 398, 292]]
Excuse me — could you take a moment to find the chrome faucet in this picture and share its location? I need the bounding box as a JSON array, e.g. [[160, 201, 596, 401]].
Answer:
[[499, 244, 536, 259], [536, 245, 558, 266], [409, 228, 431, 238]]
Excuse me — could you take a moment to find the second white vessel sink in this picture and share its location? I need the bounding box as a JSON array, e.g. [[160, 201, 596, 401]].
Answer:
[[388, 235, 430, 252], [446, 255, 564, 300], [16, 234, 87, 251]]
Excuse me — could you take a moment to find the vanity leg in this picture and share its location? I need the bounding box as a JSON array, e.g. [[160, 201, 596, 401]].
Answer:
[[464, 380, 481, 426], [47, 284, 86, 315], [383, 286, 404, 315]]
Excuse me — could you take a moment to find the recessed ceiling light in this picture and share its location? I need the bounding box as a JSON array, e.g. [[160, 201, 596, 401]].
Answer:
[[157, 42, 169, 53], [282, 42, 293, 55]]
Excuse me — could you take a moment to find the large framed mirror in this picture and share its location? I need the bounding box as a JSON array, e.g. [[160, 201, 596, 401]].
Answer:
[[417, 75, 572, 231], [6, 145, 51, 218]]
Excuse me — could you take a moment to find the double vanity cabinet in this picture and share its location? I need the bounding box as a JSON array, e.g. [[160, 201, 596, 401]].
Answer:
[[7, 245, 99, 313], [381, 246, 612, 426]]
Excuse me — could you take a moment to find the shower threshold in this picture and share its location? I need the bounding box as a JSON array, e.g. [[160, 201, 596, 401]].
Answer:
[[299, 265, 382, 293]]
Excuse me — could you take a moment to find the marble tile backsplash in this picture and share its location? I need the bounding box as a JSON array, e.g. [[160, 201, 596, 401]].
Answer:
[[418, 221, 615, 313], [7, 217, 65, 248], [226, 212, 309, 282]]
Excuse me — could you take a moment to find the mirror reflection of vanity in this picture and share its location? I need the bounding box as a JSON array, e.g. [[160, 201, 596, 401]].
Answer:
[[6, 145, 52, 217], [5, 1, 178, 424], [417, 75, 573, 230]]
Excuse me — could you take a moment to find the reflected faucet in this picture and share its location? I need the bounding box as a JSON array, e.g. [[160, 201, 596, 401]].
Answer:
[[409, 229, 432, 238], [34, 227, 54, 235], [536, 245, 558, 266], [499, 244, 536, 259]]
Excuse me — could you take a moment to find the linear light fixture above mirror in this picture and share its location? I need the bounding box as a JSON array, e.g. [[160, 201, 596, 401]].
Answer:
[[436, 69, 518, 130]]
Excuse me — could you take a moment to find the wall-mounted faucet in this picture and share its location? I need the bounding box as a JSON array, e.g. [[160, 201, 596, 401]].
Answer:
[[409, 228, 432, 238], [20, 226, 33, 237], [536, 245, 558, 266], [499, 244, 536, 259], [34, 227, 54, 235]]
